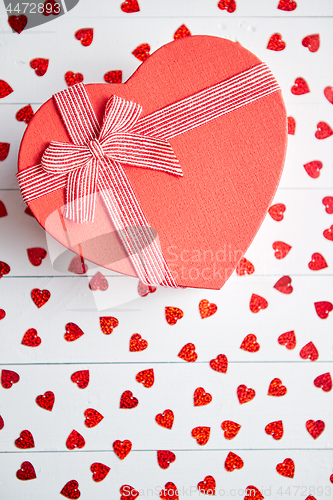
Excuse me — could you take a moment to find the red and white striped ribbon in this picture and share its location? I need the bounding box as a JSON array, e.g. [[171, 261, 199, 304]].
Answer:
[[17, 62, 280, 287]]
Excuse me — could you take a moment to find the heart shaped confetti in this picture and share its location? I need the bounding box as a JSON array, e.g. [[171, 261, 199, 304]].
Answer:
[[321, 196, 332, 213], [0, 261, 10, 278], [174, 24, 191, 40], [136, 368, 154, 388], [159, 482, 179, 500], [0, 142, 10, 160], [302, 34, 320, 52], [89, 272, 108, 290], [199, 299, 217, 318], [75, 28, 93, 46], [306, 419, 325, 439], [157, 450, 176, 469], [165, 306, 184, 325], [250, 294, 268, 313], [8, 15, 27, 33], [278, 0, 297, 11], [315, 121, 333, 139], [225, 451, 244, 471], [268, 378, 287, 396], [0, 415, 4, 430], [120, 390, 138, 409], [84, 408, 104, 427], [300, 342, 319, 361], [191, 426, 210, 445], [194, 387, 212, 406], [36, 391, 55, 411], [308, 253, 328, 271], [273, 241, 292, 259], [104, 70, 122, 84], [60, 480, 80, 499], [288, 116, 296, 135], [137, 280, 156, 296], [66, 429, 85, 450], [65, 72, 84, 87], [240, 334, 260, 352], [90, 462, 110, 482], [64, 323, 84, 342], [68, 256, 88, 274], [30, 58, 49, 76], [15, 430, 35, 449], [291, 77, 310, 95], [267, 33, 286, 51], [278, 330, 296, 349], [324, 86, 333, 105], [209, 353, 228, 372], [16, 461, 36, 481], [132, 43, 150, 61], [121, 0, 140, 13], [265, 420, 284, 440], [0, 309, 5, 320], [323, 225, 333, 241], [0, 201, 8, 217], [221, 420, 241, 440], [27, 247, 47, 266], [1, 369, 19, 388], [218, 0, 236, 13], [113, 439, 132, 459], [245, 486, 264, 500], [314, 373, 332, 392], [22, 328, 41, 347], [16, 105, 34, 124], [130, 333, 148, 351], [99, 316, 118, 334], [197, 475, 216, 494], [236, 257, 255, 275], [71, 370, 89, 388], [276, 458, 295, 478], [120, 485, 139, 500], [268, 203, 286, 221], [237, 384, 255, 404], [155, 409, 174, 429], [0, 80, 13, 99], [178, 343, 197, 362], [31, 288, 51, 308], [274, 275, 293, 294]]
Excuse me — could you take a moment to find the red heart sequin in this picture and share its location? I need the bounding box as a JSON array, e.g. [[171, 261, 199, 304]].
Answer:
[[43, 0, 61, 16], [165, 306, 184, 325], [159, 482, 179, 500], [16, 461, 36, 480], [66, 430, 85, 450], [104, 70, 123, 84], [197, 475, 216, 494], [68, 256, 88, 274], [302, 34, 320, 52], [191, 426, 210, 445], [267, 33, 286, 51], [194, 387, 212, 406], [324, 86, 333, 105], [287, 116, 296, 134], [323, 225, 333, 241], [278, 0, 297, 11], [303, 160, 323, 179], [15, 430, 35, 449], [308, 253, 328, 271], [221, 420, 241, 439], [8, 15, 27, 33], [0, 201, 8, 217], [130, 333, 148, 351], [157, 450, 176, 469], [249, 294, 268, 313], [174, 24, 191, 39], [90, 462, 110, 482], [268, 203, 286, 221], [137, 280, 156, 296], [89, 272, 108, 290], [99, 316, 118, 334], [60, 480, 80, 499], [31, 288, 51, 308], [237, 384, 255, 404], [0, 309, 5, 320], [291, 77, 310, 95], [300, 342, 319, 361], [155, 409, 174, 429], [268, 378, 287, 396], [64, 323, 84, 342], [276, 458, 295, 478], [199, 299, 217, 318], [71, 370, 89, 388], [0, 261, 10, 278], [209, 353, 228, 372], [121, 0, 140, 13], [113, 439, 132, 459], [225, 451, 244, 471], [273, 241, 292, 259], [0, 143, 10, 160], [120, 485, 139, 500], [178, 343, 197, 362], [27, 247, 47, 266], [278, 330, 296, 350], [1, 369, 19, 388], [274, 275, 293, 294], [315, 121, 333, 140], [218, 0, 236, 13], [132, 43, 150, 61], [0, 415, 4, 429], [240, 334, 260, 352], [65, 72, 84, 87], [30, 58, 49, 76], [236, 257, 255, 275], [36, 391, 55, 411], [314, 373, 332, 392], [265, 420, 284, 440], [245, 486, 264, 500], [0, 81, 13, 99], [306, 419, 325, 439], [75, 28, 93, 47], [84, 408, 104, 427], [22, 328, 41, 347], [136, 368, 154, 388], [16, 105, 34, 124], [120, 390, 138, 409]]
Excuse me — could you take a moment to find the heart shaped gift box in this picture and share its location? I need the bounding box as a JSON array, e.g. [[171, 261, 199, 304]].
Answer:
[[17, 36, 287, 289]]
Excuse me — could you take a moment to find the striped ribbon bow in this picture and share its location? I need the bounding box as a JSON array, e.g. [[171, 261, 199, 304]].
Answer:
[[17, 63, 280, 287]]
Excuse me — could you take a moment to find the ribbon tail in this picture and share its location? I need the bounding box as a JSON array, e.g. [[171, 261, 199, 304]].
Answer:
[[65, 159, 99, 223]]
